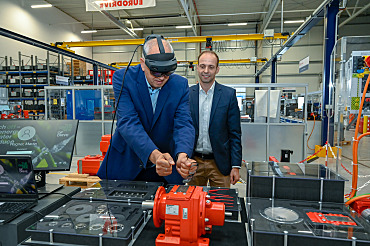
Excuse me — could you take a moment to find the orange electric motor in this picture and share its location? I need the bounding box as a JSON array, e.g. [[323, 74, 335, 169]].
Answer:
[[77, 134, 111, 175], [100, 134, 111, 157], [77, 155, 104, 176], [148, 185, 225, 246]]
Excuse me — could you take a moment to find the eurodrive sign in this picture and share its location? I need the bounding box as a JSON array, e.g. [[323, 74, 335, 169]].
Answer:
[[86, 0, 156, 11]]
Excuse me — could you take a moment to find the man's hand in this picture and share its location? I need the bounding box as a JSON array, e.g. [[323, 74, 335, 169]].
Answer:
[[149, 149, 174, 176], [230, 168, 240, 185], [176, 153, 193, 179]]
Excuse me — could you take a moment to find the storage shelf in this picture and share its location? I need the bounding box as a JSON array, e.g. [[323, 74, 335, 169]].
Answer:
[[0, 70, 58, 75], [8, 97, 45, 101], [0, 84, 48, 88]]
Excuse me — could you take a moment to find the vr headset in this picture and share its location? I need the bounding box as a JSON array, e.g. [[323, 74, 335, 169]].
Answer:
[[143, 34, 177, 73]]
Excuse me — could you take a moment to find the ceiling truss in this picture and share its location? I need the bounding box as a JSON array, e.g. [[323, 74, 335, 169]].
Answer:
[[178, 0, 198, 35]]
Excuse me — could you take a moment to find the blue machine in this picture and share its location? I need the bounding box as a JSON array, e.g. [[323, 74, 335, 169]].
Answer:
[[66, 90, 102, 120]]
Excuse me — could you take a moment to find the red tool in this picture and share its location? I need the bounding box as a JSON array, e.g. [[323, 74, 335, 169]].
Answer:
[[146, 185, 226, 246]]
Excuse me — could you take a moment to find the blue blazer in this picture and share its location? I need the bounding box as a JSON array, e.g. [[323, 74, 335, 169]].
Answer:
[[97, 65, 195, 184], [189, 82, 242, 176]]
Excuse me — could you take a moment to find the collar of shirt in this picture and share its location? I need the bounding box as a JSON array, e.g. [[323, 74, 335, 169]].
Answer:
[[145, 77, 161, 94], [199, 81, 215, 96]]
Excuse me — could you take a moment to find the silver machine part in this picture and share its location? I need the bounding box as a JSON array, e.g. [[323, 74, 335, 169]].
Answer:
[[225, 212, 233, 217], [142, 200, 155, 210]]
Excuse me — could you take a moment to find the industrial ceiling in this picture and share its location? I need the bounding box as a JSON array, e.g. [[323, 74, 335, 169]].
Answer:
[[38, 0, 370, 39]]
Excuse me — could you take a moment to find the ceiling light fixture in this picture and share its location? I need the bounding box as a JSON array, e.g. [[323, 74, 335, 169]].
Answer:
[[81, 30, 97, 33], [228, 22, 248, 26], [284, 20, 304, 24], [176, 25, 192, 29], [130, 28, 144, 31], [31, 4, 52, 8]]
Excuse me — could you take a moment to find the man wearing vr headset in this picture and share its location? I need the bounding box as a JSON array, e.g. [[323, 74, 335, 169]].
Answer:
[[97, 35, 195, 185]]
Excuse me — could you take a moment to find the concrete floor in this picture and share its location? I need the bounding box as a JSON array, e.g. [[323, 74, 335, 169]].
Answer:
[[46, 128, 370, 202]]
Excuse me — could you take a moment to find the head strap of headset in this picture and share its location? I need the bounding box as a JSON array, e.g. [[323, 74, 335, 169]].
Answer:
[[142, 34, 177, 74]]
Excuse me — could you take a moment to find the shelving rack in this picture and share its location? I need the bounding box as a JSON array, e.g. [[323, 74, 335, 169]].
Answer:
[[0, 27, 118, 120], [0, 51, 58, 118], [0, 51, 118, 119]]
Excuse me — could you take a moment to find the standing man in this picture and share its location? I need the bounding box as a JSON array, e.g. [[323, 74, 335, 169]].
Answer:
[[189, 51, 242, 187], [97, 34, 195, 185]]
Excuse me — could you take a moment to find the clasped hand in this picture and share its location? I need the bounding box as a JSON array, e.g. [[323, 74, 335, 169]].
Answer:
[[149, 150, 196, 179]]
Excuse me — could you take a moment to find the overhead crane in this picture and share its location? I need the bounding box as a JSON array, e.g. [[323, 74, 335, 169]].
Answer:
[[52, 33, 290, 49], [51, 33, 287, 70], [110, 58, 268, 68]]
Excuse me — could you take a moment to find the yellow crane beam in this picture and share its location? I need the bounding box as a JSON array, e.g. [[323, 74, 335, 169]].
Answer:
[[54, 33, 290, 49], [110, 58, 267, 68], [50, 43, 75, 53]]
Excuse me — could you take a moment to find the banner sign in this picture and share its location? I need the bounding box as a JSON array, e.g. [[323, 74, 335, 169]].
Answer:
[[85, 0, 156, 11], [299, 56, 309, 73], [56, 75, 69, 85]]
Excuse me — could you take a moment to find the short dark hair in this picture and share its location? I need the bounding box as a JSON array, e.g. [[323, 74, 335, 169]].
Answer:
[[197, 51, 219, 67]]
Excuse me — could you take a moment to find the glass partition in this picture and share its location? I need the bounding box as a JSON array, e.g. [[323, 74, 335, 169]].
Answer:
[[44, 85, 115, 156], [223, 83, 310, 163]]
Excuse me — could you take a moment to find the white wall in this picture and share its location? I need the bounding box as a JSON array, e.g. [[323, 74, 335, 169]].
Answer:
[[0, 0, 92, 64]]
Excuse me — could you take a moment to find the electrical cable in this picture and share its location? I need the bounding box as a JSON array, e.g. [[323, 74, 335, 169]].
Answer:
[[105, 44, 143, 179], [26, 209, 45, 220], [307, 114, 316, 151], [23, 192, 73, 221], [349, 71, 370, 199], [346, 193, 370, 206]]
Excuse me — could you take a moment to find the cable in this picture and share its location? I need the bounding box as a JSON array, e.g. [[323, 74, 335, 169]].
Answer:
[[307, 114, 316, 151], [105, 44, 143, 179], [349, 74, 370, 199], [346, 193, 370, 206], [26, 209, 45, 220]]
